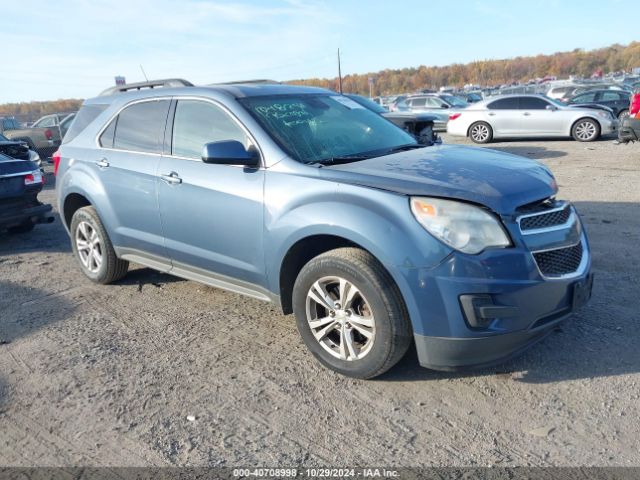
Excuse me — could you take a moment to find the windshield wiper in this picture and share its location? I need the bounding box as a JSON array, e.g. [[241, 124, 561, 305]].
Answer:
[[381, 144, 426, 155], [307, 154, 374, 166]]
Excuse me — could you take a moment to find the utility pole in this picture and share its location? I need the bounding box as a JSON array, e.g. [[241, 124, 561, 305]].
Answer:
[[337, 48, 343, 94]]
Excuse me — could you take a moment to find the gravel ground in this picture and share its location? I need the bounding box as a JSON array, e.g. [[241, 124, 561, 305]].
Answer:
[[0, 134, 638, 467]]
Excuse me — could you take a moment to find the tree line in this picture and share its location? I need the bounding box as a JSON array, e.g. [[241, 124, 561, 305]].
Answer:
[[289, 42, 640, 96]]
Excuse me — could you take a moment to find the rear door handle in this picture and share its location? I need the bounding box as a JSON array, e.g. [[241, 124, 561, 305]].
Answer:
[[488, 112, 496, 116], [96, 158, 110, 168], [523, 112, 531, 116], [160, 172, 182, 185]]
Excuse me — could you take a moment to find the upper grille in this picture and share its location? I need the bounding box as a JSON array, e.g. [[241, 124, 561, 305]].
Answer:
[[519, 205, 571, 232], [533, 242, 583, 277]]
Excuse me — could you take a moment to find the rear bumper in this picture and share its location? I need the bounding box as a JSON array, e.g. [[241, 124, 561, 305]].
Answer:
[[0, 203, 53, 230]]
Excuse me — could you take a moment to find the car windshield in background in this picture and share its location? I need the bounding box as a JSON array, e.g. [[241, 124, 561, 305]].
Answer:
[[239, 94, 416, 164], [441, 95, 469, 108], [345, 94, 388, 114]]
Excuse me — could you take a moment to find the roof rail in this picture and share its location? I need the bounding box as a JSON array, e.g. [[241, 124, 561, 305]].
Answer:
[[213, 79, 280, 85], [98, 78, 193, 96]]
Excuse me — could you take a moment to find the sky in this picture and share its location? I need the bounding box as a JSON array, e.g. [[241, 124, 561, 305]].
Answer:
[[1, 0, 635, 103]]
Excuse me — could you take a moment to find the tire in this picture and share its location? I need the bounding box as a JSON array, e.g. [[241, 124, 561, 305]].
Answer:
[[572, 118, 600, 142], [292, 247, 412, 379], [8, 221, 35, 234], [469, 121, 493, 144], [70, 206, 129, 284], [618, 109, 629, 121]]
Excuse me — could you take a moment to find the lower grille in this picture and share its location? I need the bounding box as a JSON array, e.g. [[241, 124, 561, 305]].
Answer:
[[533, 242, 583, 277]]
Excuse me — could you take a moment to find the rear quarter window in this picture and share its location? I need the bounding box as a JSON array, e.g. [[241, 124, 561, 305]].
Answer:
[[63, 104, 109, 144]]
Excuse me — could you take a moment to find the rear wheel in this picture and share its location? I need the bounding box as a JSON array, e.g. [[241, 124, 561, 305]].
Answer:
[[292, 247, 412, 379], [70, 206, 129, 284], [469, 121, 493, 143], [572, 118, 600, 142]]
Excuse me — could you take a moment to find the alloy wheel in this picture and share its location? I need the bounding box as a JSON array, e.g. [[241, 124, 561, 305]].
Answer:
[[305, 276, 376, 361], [471, 124, 490, 142], [75, 221, 103, 273], [575, 121, 597, 141]]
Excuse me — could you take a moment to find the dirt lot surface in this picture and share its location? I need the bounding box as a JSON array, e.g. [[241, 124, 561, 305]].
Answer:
[[0, 134, 639, 467]]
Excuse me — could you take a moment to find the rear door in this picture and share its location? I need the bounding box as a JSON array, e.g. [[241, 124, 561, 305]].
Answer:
[[485, 97, 521, 135], [157, 98, 266, 287], [94, 98, 171, 268]]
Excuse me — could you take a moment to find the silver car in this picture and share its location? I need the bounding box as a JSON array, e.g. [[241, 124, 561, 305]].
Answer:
[[446, 94, 618, 143], [396, 94, 468, 131]]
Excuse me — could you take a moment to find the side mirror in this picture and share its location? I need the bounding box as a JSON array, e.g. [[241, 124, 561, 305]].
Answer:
[[441, 104, 450, 109], [201, 140, 259, 167], [546, 105, 558, 111]]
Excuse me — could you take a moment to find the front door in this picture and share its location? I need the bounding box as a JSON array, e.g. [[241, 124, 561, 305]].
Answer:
[[157, 99, 266, 288]]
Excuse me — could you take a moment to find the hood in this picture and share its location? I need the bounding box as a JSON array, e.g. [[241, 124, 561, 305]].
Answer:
[[567, 103, 615, 115], [317, 145, 557, 215]]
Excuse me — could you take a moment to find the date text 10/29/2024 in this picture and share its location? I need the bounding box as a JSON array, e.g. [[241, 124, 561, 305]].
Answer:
[[232, 468, 400, 478]]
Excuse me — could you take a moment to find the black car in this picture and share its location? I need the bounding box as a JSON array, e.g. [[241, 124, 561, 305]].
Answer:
[[565, 89, 631, 120], [0, 153, 53, 233], [346, 94, 439, 145]]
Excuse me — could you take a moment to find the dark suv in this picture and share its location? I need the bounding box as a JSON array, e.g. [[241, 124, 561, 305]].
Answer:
[[55, 80, 593, 379]]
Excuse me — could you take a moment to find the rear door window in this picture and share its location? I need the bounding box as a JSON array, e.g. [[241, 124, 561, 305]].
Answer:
[[409, 98, 426, 107], [112, 100, 170, 153], [488, 97, 520, 109]]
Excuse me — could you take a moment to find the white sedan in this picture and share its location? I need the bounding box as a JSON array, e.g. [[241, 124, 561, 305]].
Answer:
[[447, 94, 618, 143]]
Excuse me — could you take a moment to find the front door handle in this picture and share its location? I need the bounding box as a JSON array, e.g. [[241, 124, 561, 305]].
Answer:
[[160, 172, 182, 185], [523, 112, 531, 116], [488, 112, 496, 116], [96, 158, 110, 168]]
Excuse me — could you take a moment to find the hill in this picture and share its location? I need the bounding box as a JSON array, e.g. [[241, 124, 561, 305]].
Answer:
[[289, 42, 640, 95]]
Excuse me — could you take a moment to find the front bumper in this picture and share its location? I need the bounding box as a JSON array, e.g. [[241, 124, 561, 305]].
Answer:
[[395, 205, 592, 370], [601, 117, 619, 135]]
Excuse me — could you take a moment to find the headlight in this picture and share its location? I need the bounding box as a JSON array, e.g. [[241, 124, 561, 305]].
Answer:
[[410, 197, 511, 254], [596, 111, 610, 119]]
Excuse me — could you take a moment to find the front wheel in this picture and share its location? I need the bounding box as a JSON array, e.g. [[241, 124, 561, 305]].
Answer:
[[572, 118, 600, 142], [469, 121, 493, 143], [292, 248, 412, 379]]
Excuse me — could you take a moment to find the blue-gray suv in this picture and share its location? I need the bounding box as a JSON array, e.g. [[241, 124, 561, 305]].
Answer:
[[55, 81, 593, 379]]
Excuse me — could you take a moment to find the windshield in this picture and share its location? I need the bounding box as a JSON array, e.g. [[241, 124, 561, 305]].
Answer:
[[545, 96, 566, 107], [0, 133, 8, 141], [441, 95, 469, 108], [239, 94, 416, 164]]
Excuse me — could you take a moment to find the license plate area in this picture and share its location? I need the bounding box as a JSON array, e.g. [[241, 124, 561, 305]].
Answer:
[[572, 273, 594, 310]]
